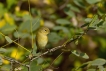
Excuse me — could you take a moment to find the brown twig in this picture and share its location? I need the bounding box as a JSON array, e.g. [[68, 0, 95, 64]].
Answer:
[[3, 56, 29, 68], [10, 62, 14, 71]]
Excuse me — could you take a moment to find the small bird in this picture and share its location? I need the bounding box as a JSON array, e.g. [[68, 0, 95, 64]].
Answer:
[[36, 26, 50, 52]]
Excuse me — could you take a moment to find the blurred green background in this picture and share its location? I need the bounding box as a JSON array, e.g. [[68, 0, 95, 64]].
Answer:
[[0, 0, 106, 71]]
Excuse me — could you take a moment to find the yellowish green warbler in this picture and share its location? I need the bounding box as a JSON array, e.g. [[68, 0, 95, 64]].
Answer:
[[36, 26, 50, 51]]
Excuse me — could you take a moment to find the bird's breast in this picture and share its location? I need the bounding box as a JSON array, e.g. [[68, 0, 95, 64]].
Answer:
[[36, 33, 48, 49]]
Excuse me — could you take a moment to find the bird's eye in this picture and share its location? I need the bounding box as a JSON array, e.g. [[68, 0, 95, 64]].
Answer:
[[44, 30, 47, 31]]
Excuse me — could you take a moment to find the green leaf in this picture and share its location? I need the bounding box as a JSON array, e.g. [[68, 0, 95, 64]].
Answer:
[[30, 60, 42, 71], [84, 18, 92, 23], [75, 62, 89, 70], [5, 36, 12, 43], [19, 17, 40, 32], [71, 50, 89, 59], [98, 65, 105, 71], [64, 9, 75, 17], [66, 4, 80, 13], [87, 69, 96, 71], [90, 58, 106, 66], [86, 0, 101, 4], [14, 31, 31, 38], [89, 15, 98, 26], [82, 15, 99, 28], [22, 14, 32, 21], [56, 19, 70, 25], [80, 53, 89, 59], [0, 24, 17, 34], [0, 3, 7, 16], [37, 57, 44, 64], [97, 20, 104, 27], [0, 57, 3, 65], [19, 20, 31, 33], [7, 0, 17, 9], [48, 32, 62, 44], [71, 50, 79, 57], [0, 48, 7, 54], [73, 0, 85, 8], [53, 26, 69, 33]]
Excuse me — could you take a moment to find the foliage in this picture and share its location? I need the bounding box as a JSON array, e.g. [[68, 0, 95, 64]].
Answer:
[[0, 0, 106, 71]]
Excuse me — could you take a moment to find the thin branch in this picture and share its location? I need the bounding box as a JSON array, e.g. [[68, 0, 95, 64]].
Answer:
[[10, 62, 14, 71], [3, 56, 29, 68], [49, 52, 63, 68]]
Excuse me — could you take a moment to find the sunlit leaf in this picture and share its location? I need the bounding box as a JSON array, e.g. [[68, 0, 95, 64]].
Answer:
[[84, 18, 92, 23], [71, 50, 89, 59], [98, 65, 105, 71], [90, 58, 106, 66], [56, 19, 70, 24], [86, 0, 101, 4], [71, 50, 80, 57], [5, 36, 12, 43], [80, 53, 89, 59]]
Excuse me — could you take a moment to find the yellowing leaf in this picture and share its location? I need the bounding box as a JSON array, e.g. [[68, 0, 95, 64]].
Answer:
[[11, 49, 23, 59], [0, 19, 6, 28], [97, 3, 103, 7], [43, 0, 51, 5], [3, 59, 10, 64], [40, 19, 44, 26], [15, 6, 20, 12], [21, 11, 29, 16], [87, 14, 93, 18], [4, 13, 15, 25], [74, 61, 82, 71]]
